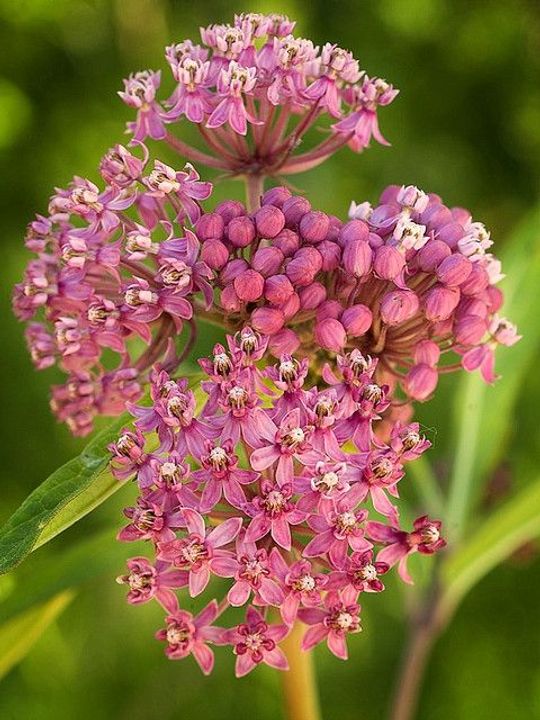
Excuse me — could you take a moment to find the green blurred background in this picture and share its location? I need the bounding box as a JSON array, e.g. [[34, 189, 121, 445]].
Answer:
[[1, 0, 540, 718]]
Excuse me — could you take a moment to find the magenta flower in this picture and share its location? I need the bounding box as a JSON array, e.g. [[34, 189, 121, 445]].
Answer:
[[229, 606, 289, 677], [367, 515, 447, 584], [269, 551, 327, 626], [119, 70, 167, 142], [156, 600, 225, 674], [326, 550, 389, 603], [157, 508, 241, 596], [226, 534, 283, 607], [299, 592, 362, 660], [245, 480, 306, 551], [116, 557, 188, 612], [304, 503, 371, 568]]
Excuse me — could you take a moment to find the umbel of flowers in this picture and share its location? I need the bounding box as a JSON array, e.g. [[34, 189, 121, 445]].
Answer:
[[12, 11, 519, 680], [112, 331, 444, 675]]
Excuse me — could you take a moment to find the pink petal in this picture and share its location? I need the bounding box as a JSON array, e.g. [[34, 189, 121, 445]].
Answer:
[[235, 652, 256, 678], [302, 624, 328, 651], [264, 646, 289, 671], [327, 631, 348, 660], [207, 517, 242, 548], [189, 565, 210, 597], [183, 508, 205, 538], [192, 642, 214, 675], [228, 580, 251, 607]]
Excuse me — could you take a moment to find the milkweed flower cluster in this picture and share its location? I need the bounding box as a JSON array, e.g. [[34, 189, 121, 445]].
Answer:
[[113, 331, 445, 675], [13, 147, 214, 435], [194, 183, 519, 401], [119, 12, 398, 176]]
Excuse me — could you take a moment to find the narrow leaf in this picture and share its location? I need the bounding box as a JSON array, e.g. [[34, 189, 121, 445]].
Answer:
[[0, 415, 130, 576], [0, 590, 74, 680]]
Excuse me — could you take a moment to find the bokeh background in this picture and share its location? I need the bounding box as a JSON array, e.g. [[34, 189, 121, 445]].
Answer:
[[1, 1, 540, 718]]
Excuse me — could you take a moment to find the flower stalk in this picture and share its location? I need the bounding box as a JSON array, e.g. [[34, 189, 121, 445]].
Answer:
[[280, 622, 322, 720]]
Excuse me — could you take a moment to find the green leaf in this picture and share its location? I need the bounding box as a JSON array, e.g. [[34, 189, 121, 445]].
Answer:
[[0, 590, 74, 680], [446, 208, 540, 540], [440, 477, 540, 620], [0, 415, 131, 576]]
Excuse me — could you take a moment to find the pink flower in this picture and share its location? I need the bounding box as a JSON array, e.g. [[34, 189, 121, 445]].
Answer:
[[117, 557, 188, 612], [156, 600, 225, 674], [229, 606, 289, 677], [245, 480, 306, 550], [299, 592, 362, 660], [119, 70, 167, 142], [158, 508, 241, 596]]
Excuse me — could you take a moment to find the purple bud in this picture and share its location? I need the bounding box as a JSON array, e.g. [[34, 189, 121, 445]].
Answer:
[[460, 263, 489, 295], [317, 240, 341, 271], [405, 364, 438, 400], [268, 328, 301, 356], [416, 240, 451, 272], [486, 286, 503, 313], [316, 300, 342, 321], [219, 258, 249, 286], [341, 304, 373, 337], [374, 245, 406, 280], [233, 269, 265, 302], [251, 306, 285, 334], [315, 318, 347, 352], [251, 246, 285, 276], [194, 212, 224, 240], [342, 238, 373, 277], [457, 298, 488, 319], [326, 215, 343, 242], [262, 186, 292, 208], [299, 211, 330, 243], [420, 203, 453, 230], [414, 340, 440, 366], [338, 219, 369, 248], [454, 315, 487, 345], [255, 205, 286, 238], [436, 254, 472, 286], [220, 285, 241, 312], [282, 196, 311, 226], [215, 200, 246, 223], [285, 247, 322, 286], [299, 282, 327, 310], [380, 290, 420, 326], [368, 231, 384, 250], [227, 216, 256, 248], [200, 238, 229, 270], [436, 222, 465, 250], [264, 274, 294, 305], [282, 292, 301, 320], [273, 229, 300, 257], [424, 285, 460, 321]]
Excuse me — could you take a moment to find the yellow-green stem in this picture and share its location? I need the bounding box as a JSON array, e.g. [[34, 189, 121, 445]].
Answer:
[[280, 622, 322, 720], [245, 173, 265, 213]]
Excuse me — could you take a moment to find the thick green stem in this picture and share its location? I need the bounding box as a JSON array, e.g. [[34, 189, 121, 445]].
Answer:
[[245, 173, 265, 213], [280, 622, 322, 720]]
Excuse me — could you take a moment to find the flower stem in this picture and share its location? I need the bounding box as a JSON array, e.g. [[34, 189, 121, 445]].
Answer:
[[280, 622, 322, 720], [245, 173, 265, 213]]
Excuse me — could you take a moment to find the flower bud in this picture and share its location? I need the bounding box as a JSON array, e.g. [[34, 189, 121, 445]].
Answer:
[[194, 212, 224, 240], [282, 196, 311, 226], [317, 240, 341, 271], [424, 285, 460, 321], [255, 205, 286, 238], [486, 286, 503, 313], [374, 245, 405, 280], [436, 222, 464, 250], [421, 203, 453, 231], [215, 200, 245, 223], [299, 211, 330, 243], [460, 263, 489, 295], [227, 216, 256, 248], [299, 282, 327, 310], [314, 318, 347, 352], [404, 364, 438, 400], [262, 186, 292, 208], [380, 290, 419, 326], [341, 304, 373, 336], [273, 229, 300, 257], [338, 219, 369, 248], [397, 185, 429, 213], [264, 274, 294, 305], [342, 239, 373, 277], [414, 340, 440, 366], [416, 240, 451, 272], [200, 238, 229, 270], [268, 328, 300, 356], [368, 231, 384, 250], [436, 254, 472, 286], [219, 258, 249, 285], [454, 315, 487, 345], [251, 246, 284, 276], [251, 306, 285, 334], [220, 284, 241, 312], [233, 269, 265, 302], [316, 300, 342, 321], [285, 247, 322, 286], [282, 292, 300, 320]]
